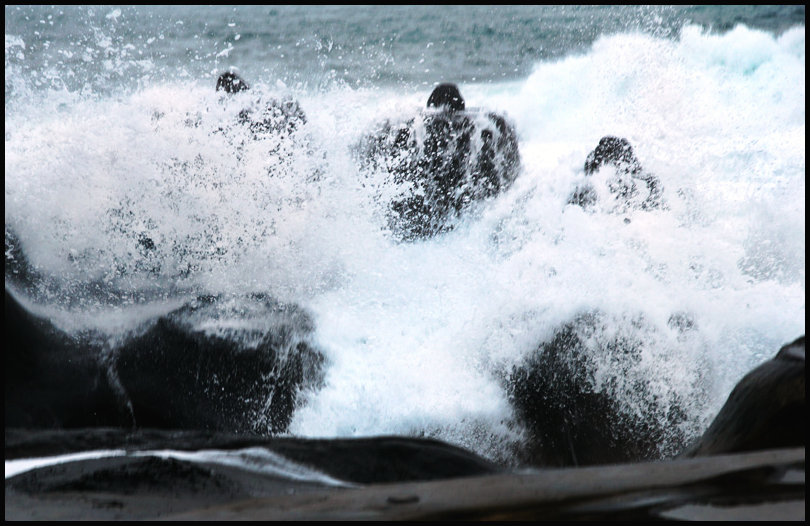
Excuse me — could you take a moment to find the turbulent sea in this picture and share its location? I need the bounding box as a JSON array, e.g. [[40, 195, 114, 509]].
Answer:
[[4, 5, 806, 467]]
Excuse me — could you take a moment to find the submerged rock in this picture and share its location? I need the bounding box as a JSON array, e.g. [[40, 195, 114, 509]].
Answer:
[[4, 287, 325, 434], [683, 335, 805, 457], [357, 83, 520, 240]]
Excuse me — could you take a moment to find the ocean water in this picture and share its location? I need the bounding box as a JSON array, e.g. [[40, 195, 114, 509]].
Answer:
[[4, 5, 805, 464]]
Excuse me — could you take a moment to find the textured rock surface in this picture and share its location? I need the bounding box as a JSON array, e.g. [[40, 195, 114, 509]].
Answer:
[[683, 336, 805, 457], [506, 311, 694, 467], [5, 287, 325, 434], [5, 441, 803, 521], [570, 135, 664, 212], [357, 84, 520, 239]]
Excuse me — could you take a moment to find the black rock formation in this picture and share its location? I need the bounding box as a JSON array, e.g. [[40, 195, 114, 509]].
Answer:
[[4, 287, 324, 434], [216, 71, 307, 137], [4, 288, 131, 429], [426, 82, 466, 112], [583, 136, 641, 177], [216, 71, 250, 94], [5, 428, 502, 485], [506, 311, 692, 467], [115, 294, 324, 433], [357, 83, 520, 240], [570, 136, 663, 211]]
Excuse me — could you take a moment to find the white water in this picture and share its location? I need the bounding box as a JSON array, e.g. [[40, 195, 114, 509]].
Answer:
[[5, 25, 805, 462], [5, 448, 352, 486]]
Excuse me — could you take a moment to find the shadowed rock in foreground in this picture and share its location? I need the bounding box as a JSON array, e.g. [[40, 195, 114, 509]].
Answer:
[[164, 447, 805, 521], [4, 429, 501, 486], [682, 336, 805, 457], [506, 311, 698, 467], [4, 281, 805, 520], [4, 287, 325, 434], [4, 429, 504, 520], [4, 434, 803, 521]]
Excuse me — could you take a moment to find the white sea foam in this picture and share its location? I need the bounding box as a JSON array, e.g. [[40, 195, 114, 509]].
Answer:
[[5, 450, 127, 479], [4, 24, 805, 462]]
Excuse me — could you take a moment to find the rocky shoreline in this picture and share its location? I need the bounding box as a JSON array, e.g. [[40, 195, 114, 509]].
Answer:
[[5, 282, 805, 521], [168, 447, 805, 521], [5, 442, 804, 521]]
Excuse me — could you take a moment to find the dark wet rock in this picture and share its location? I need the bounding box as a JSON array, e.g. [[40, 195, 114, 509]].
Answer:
[[683, 336, 805, 457], [5, 428, 501, 485], [570, 136, 664, 212], [270, 435, 501, 484], [10, 455, 235, 496], [357, 83, 520, 240], [506, 311, 693, 467], [115, 294, 325, 433], [584, 136, 642, 177], [4, 452, 286, 521], [4, 288, 131, 429], [216, 71, 307, 138], [426, 82, 466, 112], [4, 287, 325, 434], [216, 71, 250, 94], [3, 428, 503, 520], [5, 427, 803, 521]]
